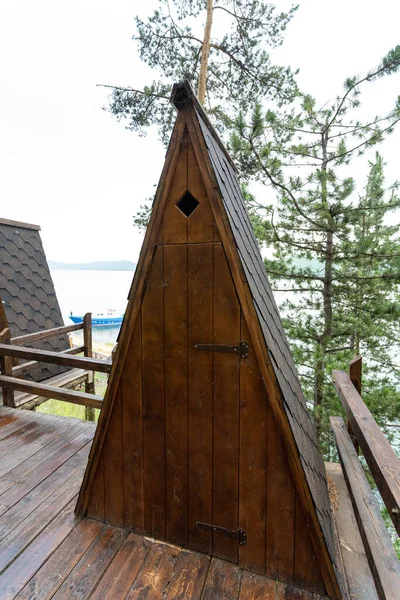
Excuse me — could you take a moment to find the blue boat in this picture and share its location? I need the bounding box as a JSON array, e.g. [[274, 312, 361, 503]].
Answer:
[[69, 309, 123, 328]]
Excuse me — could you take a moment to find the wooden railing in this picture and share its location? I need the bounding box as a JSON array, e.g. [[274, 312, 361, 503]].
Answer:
[[331, 356, 400, 600], [0, 313, 111, 411]]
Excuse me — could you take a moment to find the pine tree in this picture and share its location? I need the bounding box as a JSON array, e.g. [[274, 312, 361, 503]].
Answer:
[[231, 49, 400, 453], [101, 0, 299, 145]]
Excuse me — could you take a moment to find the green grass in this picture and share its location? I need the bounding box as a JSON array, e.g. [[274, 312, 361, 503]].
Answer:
[[36, 373, 107, 422]]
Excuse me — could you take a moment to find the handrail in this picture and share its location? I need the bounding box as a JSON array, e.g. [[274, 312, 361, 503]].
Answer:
[[12, 346, 85, 378], [332, 367, 400, 536], [331, 416, 400, 600], [10, 322, 83, 345], [0, 343, 112, 374], [0, 374, 102, 409], [0, 314, 102, 414]]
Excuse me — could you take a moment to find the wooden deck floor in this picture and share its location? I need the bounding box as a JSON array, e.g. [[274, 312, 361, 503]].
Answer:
[[0, 406, 327, 599]]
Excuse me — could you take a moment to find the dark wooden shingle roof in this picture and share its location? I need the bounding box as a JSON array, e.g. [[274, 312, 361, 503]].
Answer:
[[0, 218, 69, 381], [169, 86, 341, 582]]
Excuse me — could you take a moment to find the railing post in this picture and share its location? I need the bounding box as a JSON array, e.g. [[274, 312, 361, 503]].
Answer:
[[348, 355, 362, 454], [83, 313, 95, 421], [0, 328, 15, 407]]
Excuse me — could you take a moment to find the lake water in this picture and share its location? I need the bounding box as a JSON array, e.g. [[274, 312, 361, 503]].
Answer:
[[50, 269, 134, 344]]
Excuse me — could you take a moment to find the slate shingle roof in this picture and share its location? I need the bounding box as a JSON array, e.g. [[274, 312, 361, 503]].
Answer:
[[0, 218, 69, 381], [171, 82, 342, 588]]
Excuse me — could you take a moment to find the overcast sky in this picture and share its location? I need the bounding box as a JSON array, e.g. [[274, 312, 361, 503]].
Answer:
[[0, 0, 399, 263]]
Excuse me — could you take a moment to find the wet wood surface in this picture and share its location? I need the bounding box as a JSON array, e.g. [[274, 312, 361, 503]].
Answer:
[[333, 368, 400, 536], [331, 416, 400, 600], [325, 462, 378, 600], [0, 406, 331, 599]]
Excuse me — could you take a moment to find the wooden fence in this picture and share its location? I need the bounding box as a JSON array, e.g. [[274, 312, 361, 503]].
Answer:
[[0, 313, 111, 410], [331, 356, 400, 600]]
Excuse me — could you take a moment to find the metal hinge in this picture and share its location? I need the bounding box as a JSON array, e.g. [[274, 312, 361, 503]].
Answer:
[[194, 342, 249, 359], [195, 521, 247, 545]]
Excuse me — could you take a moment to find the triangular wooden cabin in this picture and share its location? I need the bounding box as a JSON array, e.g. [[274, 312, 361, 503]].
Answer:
[[76, 81, 344, 599]]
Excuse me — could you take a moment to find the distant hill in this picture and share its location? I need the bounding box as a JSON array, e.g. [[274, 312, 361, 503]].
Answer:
[[49, 260, 136, 271]]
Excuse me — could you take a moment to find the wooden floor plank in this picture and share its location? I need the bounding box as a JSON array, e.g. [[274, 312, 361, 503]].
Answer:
[[326, 462, 378, 600], [0, 407, 46, 436], [201, 558, 242, 600], [331, 417, 400, 600], [15, 518, 104, 600], [239, 571, 276, 600], [126, 541, 181, 599], [0, 420, 93, 496], [0, 499, 83, 600], [0, 412, 20, 433], [0, 428, 93, 511], [0, 416, 47, 453], [0, 455, 87, 573], [165, 549, 210, 600], [51, 526, 128, 600], [89, 533, 151, 600], [276, 581, 313, 599], [0, 445, 90, 538]]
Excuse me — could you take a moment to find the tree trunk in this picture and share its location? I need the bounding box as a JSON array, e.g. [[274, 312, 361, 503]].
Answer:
[[198, 0, 213, 105], [314, 130, 333, 438]]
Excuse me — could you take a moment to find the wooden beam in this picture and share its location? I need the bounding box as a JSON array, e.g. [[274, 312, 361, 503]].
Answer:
[[349, 355, 362, 395], [10, 322, 83, 345], [331, 417, 400, 600], [83, 313, 93, 359], [348, 356, 362, 453], [0, 328, 15, 407], [0, 343, 112, 373], [0, 374, 103, 409], [11, 346, 86, 377], [83, 313, 95, 420], [333, 369, 400, 535], [326, 462, 378, 600]]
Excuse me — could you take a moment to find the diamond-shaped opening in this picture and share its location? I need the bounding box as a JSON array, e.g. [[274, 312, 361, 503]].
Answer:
[[176, 191, 199, 218]]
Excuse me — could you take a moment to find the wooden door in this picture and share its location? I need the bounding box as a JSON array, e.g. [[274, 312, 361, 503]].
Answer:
[[153, 241, 241, 563]]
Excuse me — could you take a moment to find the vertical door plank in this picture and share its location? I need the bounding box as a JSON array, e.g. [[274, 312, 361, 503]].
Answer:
[[239, 317, 267, 574], [213, 244, 241, 563], [187, 138, 217, 243], [188, 244, 214, 554], [142, 246, 165, 539], [265, 404, 295, 582], [87, 454, 104, 522], [164, 244, 188, 546], [294, 497, 325, 595], [163, 127, 188, 244], [103, 388, 124, 527], [121, 314, 144, 533]]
